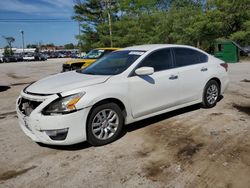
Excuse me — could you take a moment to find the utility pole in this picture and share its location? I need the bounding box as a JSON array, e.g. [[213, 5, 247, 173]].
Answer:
[[104, 0, 113, 47], [20, 30, 24, 54], [108, 9, 113, 47]]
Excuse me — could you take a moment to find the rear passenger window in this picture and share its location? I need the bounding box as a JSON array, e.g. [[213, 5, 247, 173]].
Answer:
[[174, 48, 208, 67], [138, 49, 172, 72]]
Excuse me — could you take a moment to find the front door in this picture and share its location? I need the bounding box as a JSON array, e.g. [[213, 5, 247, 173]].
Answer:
[[128, 48, 180, 118]]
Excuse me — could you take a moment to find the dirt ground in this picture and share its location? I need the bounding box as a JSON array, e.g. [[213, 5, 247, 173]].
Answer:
[[0, 59, 249, 188]]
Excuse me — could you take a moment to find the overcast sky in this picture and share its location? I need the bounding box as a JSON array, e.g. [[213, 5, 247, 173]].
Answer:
[[0, 0, 78, 48]]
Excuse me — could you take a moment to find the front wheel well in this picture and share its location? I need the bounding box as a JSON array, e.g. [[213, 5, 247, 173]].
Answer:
[[87, 98, 127, 121]]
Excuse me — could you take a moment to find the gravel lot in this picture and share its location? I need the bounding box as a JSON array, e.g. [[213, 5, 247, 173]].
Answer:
[[0, 58, 249, 188]]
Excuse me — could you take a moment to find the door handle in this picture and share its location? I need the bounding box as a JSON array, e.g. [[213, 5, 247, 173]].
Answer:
[[169, 75, 178, 80], [201, 67, 208, 72]]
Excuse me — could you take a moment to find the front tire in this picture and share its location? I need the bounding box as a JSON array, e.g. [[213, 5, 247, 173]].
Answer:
[[202, 80, 219, 108], [87, 103, 124, 146]]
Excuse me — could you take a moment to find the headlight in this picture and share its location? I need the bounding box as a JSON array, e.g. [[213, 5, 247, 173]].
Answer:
[[43, 92, 84, 115]]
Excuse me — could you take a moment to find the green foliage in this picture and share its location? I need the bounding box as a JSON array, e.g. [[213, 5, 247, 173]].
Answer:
[[3, 46, 13, 56], [73, 0, 250, 52]]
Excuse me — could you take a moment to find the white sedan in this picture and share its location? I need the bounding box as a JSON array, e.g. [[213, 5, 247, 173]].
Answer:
[[16, 44, 229, 146]]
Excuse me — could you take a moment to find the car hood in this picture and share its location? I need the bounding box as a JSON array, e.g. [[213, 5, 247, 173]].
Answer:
[[64, 59, 95, 65], [26, 71, 111, 94]]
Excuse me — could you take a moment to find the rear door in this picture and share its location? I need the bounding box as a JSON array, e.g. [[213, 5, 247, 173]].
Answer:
[[172, 48, 209, 104]]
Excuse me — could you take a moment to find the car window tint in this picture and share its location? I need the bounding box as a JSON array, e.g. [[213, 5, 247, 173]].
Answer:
[[174, 48, 208, 67], [138, 49, 172, 71], [100, 50, 114, 58], [81, 50, 143, 75]]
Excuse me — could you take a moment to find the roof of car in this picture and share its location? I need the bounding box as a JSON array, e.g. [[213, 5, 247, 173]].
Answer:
[[121, 44, 196, 51]]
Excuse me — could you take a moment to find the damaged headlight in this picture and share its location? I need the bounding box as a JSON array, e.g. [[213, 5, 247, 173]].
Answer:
[[42, 92, 84, 115]]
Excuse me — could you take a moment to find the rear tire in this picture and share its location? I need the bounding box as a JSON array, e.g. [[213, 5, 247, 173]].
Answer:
[[202, 80, 220, 108], [87, 103, 124, 146]]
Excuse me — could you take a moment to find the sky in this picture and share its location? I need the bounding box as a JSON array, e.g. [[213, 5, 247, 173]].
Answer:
[[0, 0, 78, 48]]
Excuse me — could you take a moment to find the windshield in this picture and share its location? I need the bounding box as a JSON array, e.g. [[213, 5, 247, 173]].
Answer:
[[84, 49, 106, 59], [80, 50, 145, 75]]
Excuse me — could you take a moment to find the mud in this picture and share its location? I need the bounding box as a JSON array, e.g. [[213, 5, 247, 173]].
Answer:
[[233, 104, 250, 116], [228, 90, 250, 99], [241, 79, 250, 83], [0, 166, 37, 181], [7, 73, 28, 79], [11, 82, 32, 86], [177, 143, 204, 159], [210, 112, 224, 116], [0, 111, 16, 118]]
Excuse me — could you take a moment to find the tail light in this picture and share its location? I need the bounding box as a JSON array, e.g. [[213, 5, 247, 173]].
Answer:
[[220, 63, 228, 72]]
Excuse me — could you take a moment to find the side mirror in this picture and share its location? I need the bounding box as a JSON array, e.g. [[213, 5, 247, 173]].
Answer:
[[135, 67, 154, 76]]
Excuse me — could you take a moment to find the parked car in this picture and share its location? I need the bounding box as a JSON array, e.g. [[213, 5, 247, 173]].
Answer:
[[13, 53, 23, 61], [243, 46, 250, 56], [0, 55, 3, 63], [62, 48, 120, 72], [23, 53, 35, 61], [16, 44, 229, 146], [50, 52, 59, 58], [3, 55, 18, 62], [34, 53, 47, 61], [58, 53, 66, 58]]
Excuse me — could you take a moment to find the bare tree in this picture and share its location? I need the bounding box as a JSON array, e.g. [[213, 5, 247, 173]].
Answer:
[[2, 36, 15, 49]]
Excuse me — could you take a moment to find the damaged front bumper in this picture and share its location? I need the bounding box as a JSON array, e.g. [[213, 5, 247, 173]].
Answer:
[[16, 90, 91, 145]]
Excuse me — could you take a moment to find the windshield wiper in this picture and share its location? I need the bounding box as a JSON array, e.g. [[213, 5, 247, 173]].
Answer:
[[84, 72, 97, 75]]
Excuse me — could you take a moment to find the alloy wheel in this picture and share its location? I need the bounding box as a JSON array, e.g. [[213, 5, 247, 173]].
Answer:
[[91, 109, 119, 140], [206, 84, 218, 105]]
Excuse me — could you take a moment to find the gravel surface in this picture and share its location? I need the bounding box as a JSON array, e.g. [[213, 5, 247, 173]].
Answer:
[[0, 59, 249, 188]]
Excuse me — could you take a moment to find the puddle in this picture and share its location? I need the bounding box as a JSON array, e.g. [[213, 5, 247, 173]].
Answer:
[[233, 104, 250, 116], [0, 86, 11, 92], [0, 166, 37, 181]]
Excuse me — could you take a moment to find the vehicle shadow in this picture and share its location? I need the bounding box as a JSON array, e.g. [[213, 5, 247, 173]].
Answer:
[[37, 141, 92, 151], [123, 95, 224, 134], [122, 104, 201, 135]]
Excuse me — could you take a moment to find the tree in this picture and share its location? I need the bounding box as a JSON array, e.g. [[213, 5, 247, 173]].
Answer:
[[73, 0, 119, 50], [3, 46, 13, 56], [73, 0, 250, 52], [2, 36, 15, 55], [207, 0, 250, 45]]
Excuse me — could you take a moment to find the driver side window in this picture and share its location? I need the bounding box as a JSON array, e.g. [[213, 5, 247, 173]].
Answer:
[[138, 49, 173, 72]]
